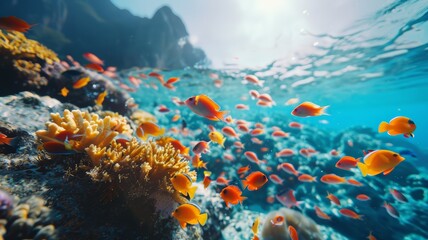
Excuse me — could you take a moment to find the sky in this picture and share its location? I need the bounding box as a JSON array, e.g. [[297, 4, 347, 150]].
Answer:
[[111, 0, 392, 68]]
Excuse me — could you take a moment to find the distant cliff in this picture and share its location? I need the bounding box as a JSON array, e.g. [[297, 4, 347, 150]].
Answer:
[[0, 0, 206, 69]]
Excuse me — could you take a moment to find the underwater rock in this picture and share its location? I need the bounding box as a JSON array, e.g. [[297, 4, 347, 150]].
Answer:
[[261, 208, 322, 240], [0, 190, 13, 219]]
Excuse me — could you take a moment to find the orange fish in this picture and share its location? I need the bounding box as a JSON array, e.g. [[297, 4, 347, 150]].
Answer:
[[94, 91, 107, 106], [357, 150, 405, 177], [288, 122, 303, 129], [298, 174, 317, 182], [159, 137, 189, 155], [244, 151, 266, 165], [320, 174, 346, 184], [192, 141, 210, 156], [83, 53, 104, 65], [244, 75, 264, 87], [0, 16, 33, 32], [191, 155, 207, 169], [356, 194, 371, 201], [136, 122, 165, 141], [149, 72, 164, 84], [389, 188, 408, 203], [222, 127, 240, 139], [250, 128, 264, 136], [73, 76, 91, 89], [237, 165, 251, 175], [60, 87, 69, 97], [185, 95, 229, 122], [347, 178, 363, 186], [85, 63, 104, 72], [235, 104, 249, 110], [171, 115, 181, 122], [220, 185, 247, 207], [166, 77, 180, 85], [339, 208, 363, 220], [270, 215, 285, 226], [249, 90, 260, 99], [314, 206, 331, 220], [335, 156, 359, 170], [269, 174, 284, 185], [203, 171, 212, 189], [171, 203, 207, 229], [378, 116, 416, 138], [291, 101, 329, 117], [326, 192, 341, 206], [288, 225, 299, 240], [277, 163, 299, 176], [367, 231, 377, 240], [276, 148, 294, 157], [170, 173, 197, 199], [271, 131, 289, 138], [242, 171, 268, 191], [0, 132, 16, 146]]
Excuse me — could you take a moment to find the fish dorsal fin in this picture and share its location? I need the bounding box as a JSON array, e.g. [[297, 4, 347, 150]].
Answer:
[[186, 202, 202, 213], [228, 185, 242, 193], [199, 94, 220, 110], [363, 150, 375, 156], [182, 173, 193, 183]]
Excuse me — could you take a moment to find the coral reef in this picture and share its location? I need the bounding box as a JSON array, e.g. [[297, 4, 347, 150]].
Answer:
[[36, 109, 131, 152], [0, 30, 59, 94], [0, 193, 56, 240], [130, 109, 157, 125], [85, 138, 195, 207]]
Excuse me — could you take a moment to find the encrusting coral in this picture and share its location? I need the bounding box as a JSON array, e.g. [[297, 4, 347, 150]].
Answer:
[[86, 138, 195, 204], [35, 109, 132, 152], [0, 30, 59, 89]]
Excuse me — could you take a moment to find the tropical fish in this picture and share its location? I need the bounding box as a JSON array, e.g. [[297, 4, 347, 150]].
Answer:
[[0, 16, 32, 32], [335, 156, 359, 170], [235, 104, 249, 110], [233, 141, 245, 149], [203, 171, 212, 189], [285, 98, 299, 105], [0, 132, 16, 146], [298, 174, 317, 182], [357, 150, 405, 177], [277, 163, 299, 176], [291, 101, 329, 117], [208, 131, 226, 148], [269, 174, 284, 185], [276, 189, 302, 208], [244, 75, 264, 87], [339, 208, 363, 220], [367, 231, 377, 240], [389, 188, 408, 203], [170, 173, 197, 199], [326, 192, 341, 206], [271, 131, 289, 138], [347, 179, 363, 186], [73, 76, 91, 89], [270, 215, 285, 226], [171, 115, 181, 122], [220, 185, 247, 207], [288, 122, 303, 129], [242, 171, 268, 191], [251, 217, 260, 238], [288, 225, 299, 240], [314, 206, 331, 220], [83, 53, 104, 65], [216, 174, 231, 186], [237, 124, 250, 133], [383, 202, 400, 218], [276, 148, 294, 157], [250, 128, 264, 136], [166, 77, 180, 85], [378, 116, 416, 138], [60, 87, 69, 97], [94, 91, 107, 106], [191, 155, 207, 169], [356, 194, 371, 201], [171, 203, 207, 229], [185, 94, 229, 122], [85, 63, 104, 72], [320, 174, 346, 184], [249, 90, 260, 99], [192, 141, 210, 156], [136, 122, 165, 141], [244, 151, 266, 165], [222, 127, 240, 139]]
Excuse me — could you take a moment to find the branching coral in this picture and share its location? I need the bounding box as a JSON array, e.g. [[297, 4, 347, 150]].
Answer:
[[0, 30, 59, 89], [130, 109, 157, 125], [86, 138, 195, 205], [98, 111, 133, 136], [36, 109, 131, 152]]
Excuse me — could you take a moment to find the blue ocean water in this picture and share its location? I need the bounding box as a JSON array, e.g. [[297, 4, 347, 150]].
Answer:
[[120, 1, 428, 239]]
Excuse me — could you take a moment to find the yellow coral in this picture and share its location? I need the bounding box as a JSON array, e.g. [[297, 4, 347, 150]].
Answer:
[[99, 111, 133, 136], [86, 138, 195, 204], [0, 30, 59, 88], [36, 109, 131, 152]]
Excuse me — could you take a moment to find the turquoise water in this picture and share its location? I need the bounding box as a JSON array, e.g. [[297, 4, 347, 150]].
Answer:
[[121, 1, 428, 239]]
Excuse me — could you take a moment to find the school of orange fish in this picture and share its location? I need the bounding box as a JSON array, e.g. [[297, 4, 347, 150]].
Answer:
[[0, 16, 419, 240]]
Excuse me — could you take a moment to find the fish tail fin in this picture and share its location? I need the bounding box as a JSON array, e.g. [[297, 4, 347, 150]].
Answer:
[[198, 213, 208, 226], [216, 111, 229, 122], [239, 196, 248, 204], [159, 128, 166, 136], [1, 137, 17, 147], [319, 105, 330, 115], [188, 185, 197, 199], [259, 159, 267, 165], [242, 180, 248, 190], [357, 162, 368, 177], [378, 121, 389, 133], [221, 138, 226, 148]]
